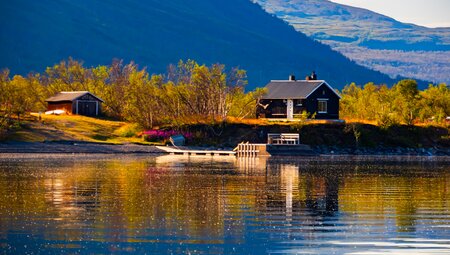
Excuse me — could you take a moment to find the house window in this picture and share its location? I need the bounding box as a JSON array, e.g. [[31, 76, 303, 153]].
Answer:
[[318, 100, 327, 113]]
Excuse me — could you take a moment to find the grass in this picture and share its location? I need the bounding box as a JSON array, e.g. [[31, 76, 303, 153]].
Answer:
[[3, 113, 156, 144], [2, 113, 449, 149]]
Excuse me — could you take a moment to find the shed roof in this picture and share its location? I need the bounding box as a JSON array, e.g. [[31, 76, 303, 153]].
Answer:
[[262, 80, 340, 99], [46, 91, 104, 102]]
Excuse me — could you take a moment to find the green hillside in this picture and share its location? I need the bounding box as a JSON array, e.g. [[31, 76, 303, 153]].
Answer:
[[0, 0, 394, 90]]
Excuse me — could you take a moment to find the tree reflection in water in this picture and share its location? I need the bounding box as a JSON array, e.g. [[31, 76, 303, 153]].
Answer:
[[0, 155, 448, 254]]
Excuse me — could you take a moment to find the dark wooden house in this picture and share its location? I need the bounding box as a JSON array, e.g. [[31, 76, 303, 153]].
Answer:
[[46, 91, 104, 116], [257, 76, 341, 120]]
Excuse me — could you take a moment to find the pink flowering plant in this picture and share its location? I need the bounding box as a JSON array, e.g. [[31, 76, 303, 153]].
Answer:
[[142, 130, 193, 142]]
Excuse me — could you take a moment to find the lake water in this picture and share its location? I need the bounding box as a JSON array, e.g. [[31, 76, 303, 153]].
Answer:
[[0, 154, 449, 254]]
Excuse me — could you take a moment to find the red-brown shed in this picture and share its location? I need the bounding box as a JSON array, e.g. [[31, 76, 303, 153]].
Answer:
[[45, 91, 104, 116]]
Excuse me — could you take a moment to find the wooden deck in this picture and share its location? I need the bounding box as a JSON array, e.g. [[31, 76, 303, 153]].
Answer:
[[156, 146, 236, 156], [236, 143, 269, 157], [156, 144, 315, 157], [235, 143, 315, 157]]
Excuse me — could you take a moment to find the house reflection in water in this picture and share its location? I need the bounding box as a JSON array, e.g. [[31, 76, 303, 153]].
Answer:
[[1, 155, 446, 254], [280, 164, 299, 225], [246, 158, 341, 229], [304, 170, 339, 216]]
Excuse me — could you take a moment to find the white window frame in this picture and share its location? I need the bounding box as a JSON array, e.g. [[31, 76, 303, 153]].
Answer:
[[317, 99, 328, 114]]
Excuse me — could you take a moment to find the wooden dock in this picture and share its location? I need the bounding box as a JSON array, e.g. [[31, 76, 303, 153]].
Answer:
[[157, 144, 315, 157], [157, 132, 315, 158], [236, 143, 268, 157], [156, 146, 236, 156], [235, 142, 316, 157]]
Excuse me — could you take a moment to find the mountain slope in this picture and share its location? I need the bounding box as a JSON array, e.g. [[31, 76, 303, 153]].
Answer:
[[0, 0, 393, 90], [255, 0, 450, 84]]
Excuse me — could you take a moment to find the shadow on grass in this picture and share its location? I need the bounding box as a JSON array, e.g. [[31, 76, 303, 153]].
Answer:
[[91, 134, 110, 141]]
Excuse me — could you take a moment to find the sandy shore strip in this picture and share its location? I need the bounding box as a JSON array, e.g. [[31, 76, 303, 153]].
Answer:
[[0, 142, 165, 154]]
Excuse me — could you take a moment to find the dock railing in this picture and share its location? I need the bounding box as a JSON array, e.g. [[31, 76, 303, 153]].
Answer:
[[267, 133, 300, 145], [236, 142, 260, 157]]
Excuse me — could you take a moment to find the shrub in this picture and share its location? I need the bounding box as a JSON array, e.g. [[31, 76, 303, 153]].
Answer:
[[114, 123, 141, 137], [142, 129, 193, 142]]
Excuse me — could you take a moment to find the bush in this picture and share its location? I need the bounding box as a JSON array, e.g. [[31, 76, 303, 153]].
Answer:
[[113, 123, 141, 137], [142, 129, 193, 142]]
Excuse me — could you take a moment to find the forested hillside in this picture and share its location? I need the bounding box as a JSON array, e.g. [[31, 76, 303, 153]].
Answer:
[[1, 59, 448, 132], [0, 0, 393, 90], [255, 0, 450, 84]]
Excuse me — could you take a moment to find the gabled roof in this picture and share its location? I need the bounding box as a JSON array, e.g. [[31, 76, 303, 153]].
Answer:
[[46, 91, 104, 102], [262, 80, 341, 99]]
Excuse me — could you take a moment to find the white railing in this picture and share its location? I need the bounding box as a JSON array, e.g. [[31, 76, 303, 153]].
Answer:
[[236, 142, 259, 157], [267, 133, 300, 145]]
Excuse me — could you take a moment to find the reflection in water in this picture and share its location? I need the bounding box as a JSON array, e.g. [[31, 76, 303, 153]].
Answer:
[[0, 155, 449, 254], [281, 165, 298, 225], [303, 171, 339, 217]]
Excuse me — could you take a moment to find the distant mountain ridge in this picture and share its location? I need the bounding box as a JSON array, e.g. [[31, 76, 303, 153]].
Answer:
[[255, 0, 450, 84], [0, 0, 394, 90], [255, 0, 450, 50]]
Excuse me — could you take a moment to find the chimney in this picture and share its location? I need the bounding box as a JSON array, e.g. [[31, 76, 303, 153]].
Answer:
[[306, 71, 317, 81], [289, 74, 296, 81]]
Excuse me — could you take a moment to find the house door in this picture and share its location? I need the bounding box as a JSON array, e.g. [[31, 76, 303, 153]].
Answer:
[[287, 99, 294, 120], [78, 101, 97, 116]]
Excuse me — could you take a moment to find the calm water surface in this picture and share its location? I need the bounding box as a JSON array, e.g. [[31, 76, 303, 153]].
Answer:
[[0, 154, 449, 254]]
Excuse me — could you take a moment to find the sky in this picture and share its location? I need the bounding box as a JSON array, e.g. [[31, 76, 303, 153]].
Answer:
[[329, 0, 450, 28]]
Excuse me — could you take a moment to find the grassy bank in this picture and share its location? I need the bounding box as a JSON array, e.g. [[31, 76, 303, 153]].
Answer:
[[178, 122, 450, 150], [1, 114, 449, 153], [1, 114, 152, 145]]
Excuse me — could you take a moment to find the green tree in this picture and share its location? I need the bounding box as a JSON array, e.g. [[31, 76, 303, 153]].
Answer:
[[124, 70, 164, 129], [228, 87, 266, 119], [165, 60, 248, 123], [391, 79, 420, 125], [103, 59, 134, 119], [44, 58, 90, 95], [340, 82, 362, 120], [0, 69, 12, 131], [418, 83, 450, 123], [375, 84, 398, 128]]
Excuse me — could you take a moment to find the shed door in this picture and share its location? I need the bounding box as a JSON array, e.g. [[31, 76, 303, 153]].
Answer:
[[78, 101, 97, 116]]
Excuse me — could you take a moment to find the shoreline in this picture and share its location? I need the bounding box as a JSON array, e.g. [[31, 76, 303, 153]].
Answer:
[[0, 141, 165, 154], [312, 146, 450, 157], [0, 141, 449, 157]]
